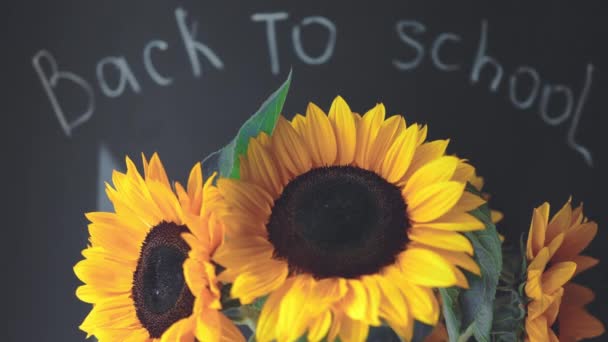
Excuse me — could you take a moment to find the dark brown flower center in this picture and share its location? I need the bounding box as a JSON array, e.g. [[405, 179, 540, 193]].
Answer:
[[267, 166, 409, 279], [132, 221, 194, 338]]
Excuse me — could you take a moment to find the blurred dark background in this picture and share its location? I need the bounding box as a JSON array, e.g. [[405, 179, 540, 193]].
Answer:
[[6, 1, 607, 341]]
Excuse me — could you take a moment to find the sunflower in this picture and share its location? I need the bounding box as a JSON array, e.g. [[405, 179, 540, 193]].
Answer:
[[73, 154, 243, 341], [213, 96, 487, 342], [524, 199, 604, 342]]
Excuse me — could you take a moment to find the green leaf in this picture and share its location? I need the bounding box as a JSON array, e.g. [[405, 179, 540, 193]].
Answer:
[[439, 286, 462, 341], [440, 187, 502, 342], [202, 71, 292, 179], [461, 205, 502, 342]]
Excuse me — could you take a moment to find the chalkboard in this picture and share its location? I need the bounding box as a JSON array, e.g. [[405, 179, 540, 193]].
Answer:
[[8, 1, 607, 341]]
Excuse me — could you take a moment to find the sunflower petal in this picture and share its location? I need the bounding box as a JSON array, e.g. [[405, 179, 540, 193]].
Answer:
[[273, 116, 314, 176], [553, 222, 597, 262], [403, 156, 459, 196], [541, 261, 576, 294], [408, 228, 474, 255], [305, 102, 337, 166], [526, 203, 550, 260], [328, 96, 357, 165], [380, 124, 418, 183], [407, 181, 465, 223], [355, 103, 385, 167], [398, 248, 458, 287]]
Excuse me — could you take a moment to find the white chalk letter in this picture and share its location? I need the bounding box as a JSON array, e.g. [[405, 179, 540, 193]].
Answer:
[[471, 20, 503, 92], [96, 56, 142, 97], [32, 50, 95, 137], [431, 33, 462, 71], [539, 84, 573, 126], [292, 16, 336, 65], [393, 20, 426, 71], [176, 7, 224, 78], [251, 12, 289, 75], [509, 66, 541, 109], [143, 40, 173, 86], [567, 64, 594, 167]]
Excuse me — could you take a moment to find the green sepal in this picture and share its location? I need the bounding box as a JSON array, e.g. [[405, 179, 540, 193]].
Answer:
[[202, 71, 292, 179], [490, 234, 529, 342], [440, 186, 503, 342]]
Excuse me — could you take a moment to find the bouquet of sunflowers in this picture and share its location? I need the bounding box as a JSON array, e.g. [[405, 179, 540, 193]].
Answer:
[[73, 74, 604, 342]]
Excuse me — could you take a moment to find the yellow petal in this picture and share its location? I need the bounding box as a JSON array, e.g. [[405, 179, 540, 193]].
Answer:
[[407, 181, 465, 223], [408, 228, 474, 255], [374, 274, 413, 340], [454, 191, 487, 212], [257, 279, 294, 342], [553, 221, 597, 262], [414, 211, 484, 231], [417, 124, 428, 145], [361, 276, 382, 326], [401, 139, 450, 183], [451, 162, 475, 184], [541, 261, 576, 294], [368, 115, 406, 171], [339, 316, 369, 342], [217, 178, 273, 219], [305, 102, 337, 166], [328, 96, 357, 165], [123, 328, 151, 342], [545, 198, 572, 242], [379, 124, 418, 183], [145, 152, 171, 188], [219, 312, 246, 342], [342, 279, 369, 321], [571, 255, 599, 275], [421, 246, 481, 275], [73, 257, 133, 293], [525, 248, 551, 300], [185, 162, 203, 213], [354, 103, 385, 167], [230, 259, 289, 304], [397, 281, 439, 325], [526, 203, 550, 260], [214, 237, 273, 268], [276, 276, 318, 341], [398, 248, 457, 287], [491, 210, 504, 223], [160, 317, 194, 342], [525, 315, 549, 342], [273, 116, 313, 176], [308, 311, 332, 342], [244, 138, 284, 197], [403, 156, 459, 196]]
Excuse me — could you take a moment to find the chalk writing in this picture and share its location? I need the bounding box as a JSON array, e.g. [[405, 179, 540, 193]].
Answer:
[[32, 50, 95, 137], [175, 7, 224, 77], [96, 56, 142, 97], [392, 19, 596, 166], [292, 16, 337, 65], [143, 40, 173, 86], [31, 7, 598, 166], [252, 12, 336, 74]]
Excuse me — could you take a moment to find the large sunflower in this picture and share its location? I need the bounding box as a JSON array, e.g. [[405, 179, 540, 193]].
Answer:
[[73, 154, 243, 341], [524, 199, 604, 342], [214, 96, 487, 341]]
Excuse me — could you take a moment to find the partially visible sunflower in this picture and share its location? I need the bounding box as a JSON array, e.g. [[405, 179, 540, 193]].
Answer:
[[214, 96, 487, 341], [524, 199, 604, 342], [73, 154, 243, 341]]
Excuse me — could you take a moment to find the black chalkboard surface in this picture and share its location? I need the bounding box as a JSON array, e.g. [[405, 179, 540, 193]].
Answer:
[[8, 1, 607, 341]]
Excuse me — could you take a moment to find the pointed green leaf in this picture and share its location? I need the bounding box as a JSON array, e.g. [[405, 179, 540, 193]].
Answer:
[[202, 71, 292, 178], [440, 186, 502, 342]]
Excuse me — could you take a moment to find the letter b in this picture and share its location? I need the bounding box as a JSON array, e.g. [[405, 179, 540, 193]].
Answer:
[[32, 50, 95, 137]]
